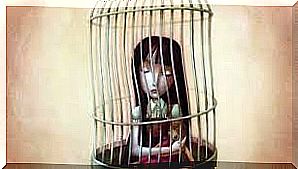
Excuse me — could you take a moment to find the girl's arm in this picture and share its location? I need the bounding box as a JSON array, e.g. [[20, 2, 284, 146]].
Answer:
[[131, 106, 186, 157]]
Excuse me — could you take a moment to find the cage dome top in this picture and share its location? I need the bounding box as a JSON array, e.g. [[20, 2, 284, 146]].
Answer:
[[90, 0, 212, 20]]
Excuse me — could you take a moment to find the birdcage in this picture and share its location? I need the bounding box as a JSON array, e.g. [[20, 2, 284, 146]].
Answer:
[[89, 0, 217, 168]]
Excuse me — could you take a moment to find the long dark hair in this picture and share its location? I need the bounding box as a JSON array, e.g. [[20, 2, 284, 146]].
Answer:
[[132, 36, 189, 120]]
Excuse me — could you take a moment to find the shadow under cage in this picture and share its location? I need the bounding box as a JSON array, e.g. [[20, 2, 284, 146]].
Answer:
[[89, 0, 217, 168]]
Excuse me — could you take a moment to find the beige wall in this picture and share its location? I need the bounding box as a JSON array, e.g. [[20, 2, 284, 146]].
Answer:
[[5, 0, 298, 7], [293, 2, 298, 167], [213, 6, 292, 162], [7, 7, 93, 164], [7, 5, 292, 164], [1, 0, 6, 167]]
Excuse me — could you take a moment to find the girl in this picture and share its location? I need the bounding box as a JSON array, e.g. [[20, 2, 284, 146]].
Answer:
[[131, 36, 190, 163]]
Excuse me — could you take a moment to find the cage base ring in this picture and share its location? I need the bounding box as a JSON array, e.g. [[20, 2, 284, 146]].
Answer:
[[91, 137, 217, 169]]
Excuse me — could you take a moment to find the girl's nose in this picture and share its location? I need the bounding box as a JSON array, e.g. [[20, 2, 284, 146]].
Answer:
[[153, 72, 159, 85]]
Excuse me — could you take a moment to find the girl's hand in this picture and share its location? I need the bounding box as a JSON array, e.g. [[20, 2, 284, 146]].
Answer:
[[132, 106, 141, 120], [172, 137, 187, 151], [160, 137, 187, 156]]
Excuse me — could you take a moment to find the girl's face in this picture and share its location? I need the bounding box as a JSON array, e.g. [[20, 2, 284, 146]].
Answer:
[[139, 60, 174, 99]]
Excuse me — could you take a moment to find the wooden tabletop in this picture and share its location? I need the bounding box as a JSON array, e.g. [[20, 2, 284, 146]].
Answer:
[[3, 162, 296, 169]]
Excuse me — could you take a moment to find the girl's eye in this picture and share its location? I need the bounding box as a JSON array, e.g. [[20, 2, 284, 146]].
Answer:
[[165, 71, 172, 77], [164, 66, 173, 77]]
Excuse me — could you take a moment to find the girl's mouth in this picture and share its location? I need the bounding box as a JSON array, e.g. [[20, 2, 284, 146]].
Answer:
[[150, 89, 157, 93]]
